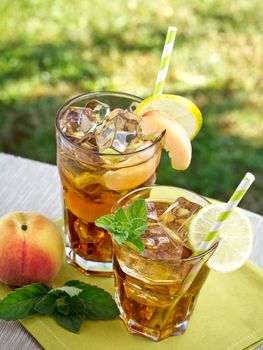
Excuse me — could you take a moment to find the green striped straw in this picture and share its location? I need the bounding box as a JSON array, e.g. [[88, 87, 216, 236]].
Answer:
[[153, 26, 177, 95], [194, 172, 255, 254], [161, 172, 255, 328]]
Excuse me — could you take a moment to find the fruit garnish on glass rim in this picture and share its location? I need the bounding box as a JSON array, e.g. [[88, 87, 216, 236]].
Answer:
[[135, 94, 203, 140], [188, 204, 253, 272], [188, 172, 255, 273], [135, 94, 203, 171]]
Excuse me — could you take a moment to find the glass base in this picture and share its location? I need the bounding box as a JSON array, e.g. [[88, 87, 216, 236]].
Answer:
[[121, 315, 188, 341], [66, 247, 113, 277]]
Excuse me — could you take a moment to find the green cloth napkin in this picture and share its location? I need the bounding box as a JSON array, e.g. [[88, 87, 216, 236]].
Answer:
[[0, 260, 263, 350]]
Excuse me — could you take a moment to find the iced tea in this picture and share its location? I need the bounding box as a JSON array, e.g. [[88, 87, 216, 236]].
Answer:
[[112, 186, 217, 340], [56, 92, 165, 275]]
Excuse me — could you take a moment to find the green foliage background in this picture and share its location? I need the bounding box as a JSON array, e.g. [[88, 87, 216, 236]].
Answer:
[[0, 0, 262, 213]]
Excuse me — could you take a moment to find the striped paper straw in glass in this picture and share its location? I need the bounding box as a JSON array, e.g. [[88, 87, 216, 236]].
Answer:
[[195, 172, 255, 254], [153, 26, 177, 95]]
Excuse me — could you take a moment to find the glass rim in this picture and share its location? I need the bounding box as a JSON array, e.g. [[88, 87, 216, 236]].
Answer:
[[112, 185, 218, 263], [55, 91, 166, 157]]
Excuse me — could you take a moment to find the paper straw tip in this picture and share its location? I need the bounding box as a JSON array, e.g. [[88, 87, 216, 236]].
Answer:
[[168, 26, 177, 32], [245, 172, 255, 182]]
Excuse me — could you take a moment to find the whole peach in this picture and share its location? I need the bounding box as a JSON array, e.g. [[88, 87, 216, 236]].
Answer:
[[0, 212, 65, 286]]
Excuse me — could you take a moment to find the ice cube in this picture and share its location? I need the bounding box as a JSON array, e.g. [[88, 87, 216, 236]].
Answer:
[[110, 109, 142, 153], [60, 153, 100, 188], [59, 107, 97, 143], [95, 118, 116, 150], [142, 223, 184, 260], [105, 108, 123, 121], [146, 201, 170, 223], [146, 201, 159, 223], [85, 99, 110, 124], [94, 108, 143, 153], [159, 197, 202, 242]]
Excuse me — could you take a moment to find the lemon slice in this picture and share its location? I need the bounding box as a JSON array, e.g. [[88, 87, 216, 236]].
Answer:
[[135, 94, 203, 140], [189, 204, 253, 272]]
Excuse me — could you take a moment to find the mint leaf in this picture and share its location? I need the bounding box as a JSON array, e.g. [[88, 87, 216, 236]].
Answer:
[[126, 235, 144, 253], [53, 312, 83, 333], [53, 294, 84, 317], [96, 211, 129, 244], [0, 279, 119, 334], [65, 280, 119, 320], [127, 199, 147, 221], [35, 289, 86, 332], [55, 295, 71, 315], [130, 218, 148, 236], [34, 294, 57, 315], [95, 199, 148, 252], [53, 295, 85, 333], [35, 292, 77, 317], [114, 207, 127, 223], [51, 286, 82, 297], [95, 213, 114, 231], [110, 222, 129, 244], [0, 284, 49, 320]]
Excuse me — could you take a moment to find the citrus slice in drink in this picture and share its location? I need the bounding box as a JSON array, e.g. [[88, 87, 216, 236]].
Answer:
[[135, 94, 202, 140], [100, 152, 160, 191], [188, 204, 253, 272], [141, 110, 192, 170]]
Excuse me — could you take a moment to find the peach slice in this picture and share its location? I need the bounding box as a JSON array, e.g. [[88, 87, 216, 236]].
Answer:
[[142, 110, 192, 170], [100, 151, 160, 192]]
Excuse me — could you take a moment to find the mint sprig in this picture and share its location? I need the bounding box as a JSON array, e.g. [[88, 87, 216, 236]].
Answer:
[[0, 281, 119, 333], [0, 283, 49, 320], [95, 199, 148, 252]]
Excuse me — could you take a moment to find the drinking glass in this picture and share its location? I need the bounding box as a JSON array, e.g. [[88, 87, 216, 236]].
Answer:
[[56, 92, 165, 275], [112, 186, 217, 340]]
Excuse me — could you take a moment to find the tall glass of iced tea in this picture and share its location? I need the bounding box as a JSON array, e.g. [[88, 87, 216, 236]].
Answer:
[[56, 92, 165, 276], [112, 186, 217, 341]]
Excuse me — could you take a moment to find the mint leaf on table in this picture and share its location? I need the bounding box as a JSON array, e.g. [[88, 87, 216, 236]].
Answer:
[[50, 294, 85, 332], [0, 280, 119, 333], [52, 294, 85, 333], [35, 287, 86, 332], [0, 283, 49, 320], [53, 307, 84, 333], [34, 287, 82, 316], [65, 280, 119, 320], [95, 199, 148, 252], [35, 281, 118, 332], [52, 286, 82, 297], [34, 293, 57, 315]]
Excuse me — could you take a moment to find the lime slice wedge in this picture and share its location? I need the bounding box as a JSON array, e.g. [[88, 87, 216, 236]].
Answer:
[[189, 204, 253, 272], [135, 94, 203, 140]]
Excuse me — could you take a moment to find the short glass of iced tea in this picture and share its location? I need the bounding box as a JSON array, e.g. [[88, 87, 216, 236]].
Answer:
[[56, 92, 165, 276], [112, 186, 217, 341]]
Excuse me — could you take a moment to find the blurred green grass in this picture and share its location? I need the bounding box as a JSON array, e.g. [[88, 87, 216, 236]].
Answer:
[[0, 0, 262, 213]]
